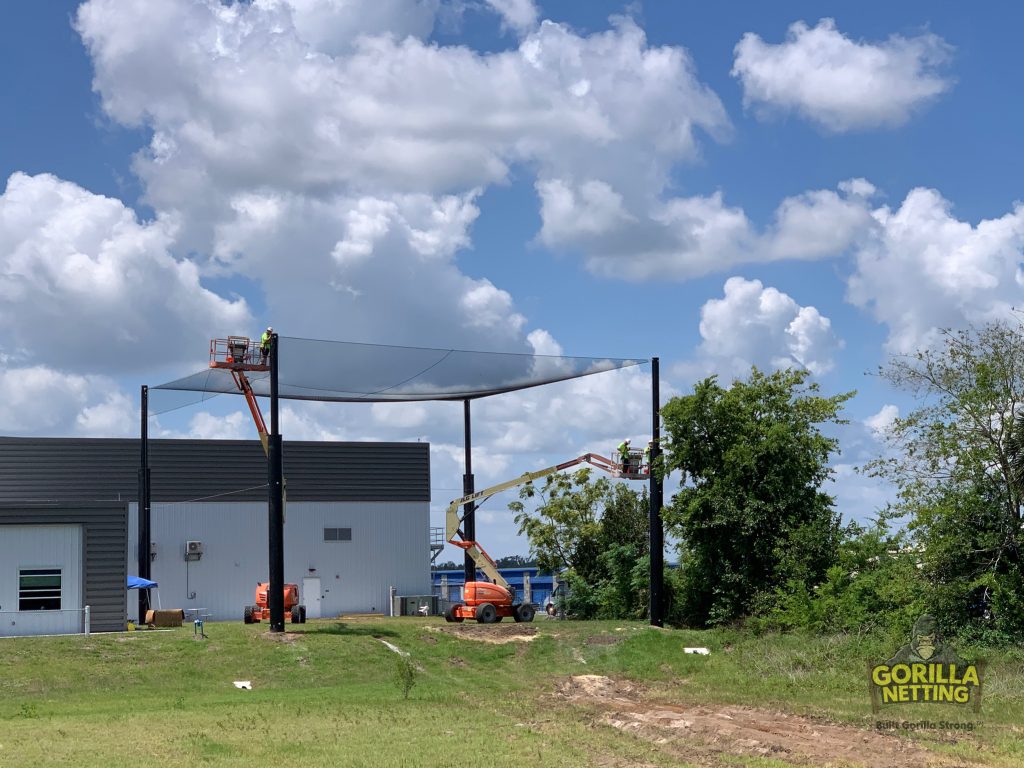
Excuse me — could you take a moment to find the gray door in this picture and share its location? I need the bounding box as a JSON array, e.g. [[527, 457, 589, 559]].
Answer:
[[303, 577, 321, 619]]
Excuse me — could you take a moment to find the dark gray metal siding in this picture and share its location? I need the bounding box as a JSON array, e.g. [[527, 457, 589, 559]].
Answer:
[[0, 503, 127, 632], [0, 438, 429, 503]]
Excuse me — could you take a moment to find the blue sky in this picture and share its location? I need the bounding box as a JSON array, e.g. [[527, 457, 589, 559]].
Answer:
[[2, 1, 1022, 557]]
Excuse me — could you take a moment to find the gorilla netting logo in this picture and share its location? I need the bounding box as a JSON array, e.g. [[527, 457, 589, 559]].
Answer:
[[869, 615, 984, 713]]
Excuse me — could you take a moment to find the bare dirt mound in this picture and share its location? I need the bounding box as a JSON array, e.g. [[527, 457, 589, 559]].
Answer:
[[558, 675, 975, 768], [430, 624, 538, 644]]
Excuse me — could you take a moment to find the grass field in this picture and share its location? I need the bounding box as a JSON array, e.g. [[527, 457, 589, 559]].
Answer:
[[1, 617, 1022, 767]]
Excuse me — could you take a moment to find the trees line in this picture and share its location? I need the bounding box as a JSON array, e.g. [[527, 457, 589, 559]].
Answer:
[[513, 320, 1024, 642]]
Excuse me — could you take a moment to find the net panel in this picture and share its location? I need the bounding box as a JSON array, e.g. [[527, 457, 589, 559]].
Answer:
[[153, 336, 644, 403]]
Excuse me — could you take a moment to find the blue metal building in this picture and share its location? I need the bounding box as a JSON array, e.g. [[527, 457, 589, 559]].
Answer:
[[431, 567, 558, 608]]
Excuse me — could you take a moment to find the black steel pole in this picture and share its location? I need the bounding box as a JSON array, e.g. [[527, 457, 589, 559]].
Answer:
[[649, 357, 664, 627], [138, 385, 151, 623], [268, 334, 285, 632], [463, 399, 476, 585]]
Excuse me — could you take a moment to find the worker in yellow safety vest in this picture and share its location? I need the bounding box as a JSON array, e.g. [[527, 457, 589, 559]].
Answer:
[[260, 326, 273, 364], [618, 438, 631, 472]]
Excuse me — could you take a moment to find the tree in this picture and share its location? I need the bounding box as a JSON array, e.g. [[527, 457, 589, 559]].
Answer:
[[510, 470, 650, 618], [662, 367, 853, 627], [866, 321, 1024, 636]]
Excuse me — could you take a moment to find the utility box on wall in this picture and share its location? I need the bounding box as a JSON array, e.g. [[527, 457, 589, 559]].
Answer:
[[184, 540, 203, 560], [392, 594, 439, 616]]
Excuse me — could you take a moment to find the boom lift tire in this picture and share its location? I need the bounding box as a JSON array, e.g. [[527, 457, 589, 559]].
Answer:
[[476, 602, 497, 624], [244, 605, 254, 624], [290, 606, 301, 624], [444, 605, 463, 623], [514, 603, 535, 623]]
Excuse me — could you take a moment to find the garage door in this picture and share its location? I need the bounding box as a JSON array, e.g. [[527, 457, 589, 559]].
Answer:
[[0, 525, 83, 637]]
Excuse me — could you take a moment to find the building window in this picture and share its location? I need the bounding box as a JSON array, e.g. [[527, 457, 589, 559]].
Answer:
[[323, 527, 352, 542], [19, 568, 62, 611]]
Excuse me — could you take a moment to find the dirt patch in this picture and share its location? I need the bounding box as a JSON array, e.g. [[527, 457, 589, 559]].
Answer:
[[585, 634, 623, 646], [448, 656, 466, 667], [557, 675, 976, 768], [430, 624, 538, 644], [420, 634, 438, 645], [257, 631, 299, 643]]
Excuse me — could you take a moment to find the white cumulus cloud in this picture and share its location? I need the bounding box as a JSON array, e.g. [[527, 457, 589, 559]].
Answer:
[[540, 178, 875, 281], [732, 18, 953, 132], [678, 277, 843, 379], [72, 0, 731, 352], [0, 365, 135, 437], [865, 404, 899, 439], [0, 172, 250, 373], [484, 0, 538, 35], [846, 188, 1024, 353]]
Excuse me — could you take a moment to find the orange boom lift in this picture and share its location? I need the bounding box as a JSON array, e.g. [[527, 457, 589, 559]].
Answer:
[[209, 336, 270, 454], [244, 582, 306, 624], [209, 337, 304, 624], [444, 450, 648, 623]]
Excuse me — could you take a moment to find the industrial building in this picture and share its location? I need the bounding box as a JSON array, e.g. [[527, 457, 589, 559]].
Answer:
[[0, 437, 430, 636]]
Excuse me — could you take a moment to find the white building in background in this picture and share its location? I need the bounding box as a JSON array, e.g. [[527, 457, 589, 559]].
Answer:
[[0, 437, 431, 634]]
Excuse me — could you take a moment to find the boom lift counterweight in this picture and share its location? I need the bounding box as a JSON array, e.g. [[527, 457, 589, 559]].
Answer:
[[445, 451, 649, 623]]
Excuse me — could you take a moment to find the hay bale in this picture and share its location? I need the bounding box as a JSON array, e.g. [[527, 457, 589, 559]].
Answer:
[[145, 609, 185, 627]]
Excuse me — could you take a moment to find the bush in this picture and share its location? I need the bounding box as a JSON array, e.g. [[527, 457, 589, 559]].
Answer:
[[749, 524, 926, 639], [393, 655, 418, 700]]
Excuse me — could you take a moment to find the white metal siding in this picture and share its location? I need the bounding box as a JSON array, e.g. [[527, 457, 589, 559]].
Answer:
[[129, 501, 428, 621], [0, 525, 83, 637]]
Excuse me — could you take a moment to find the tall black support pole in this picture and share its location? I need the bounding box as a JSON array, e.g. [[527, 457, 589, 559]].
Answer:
[[462, 399, 476, 586], [267, 333, 286, 632], [649, 357, 664, 627], [138, 385, 151, 623]]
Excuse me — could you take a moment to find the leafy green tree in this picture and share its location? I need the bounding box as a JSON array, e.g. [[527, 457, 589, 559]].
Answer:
[[866, 321, 1024, 637], [662, 367, 854, 627], [510, 471, 650, 618]]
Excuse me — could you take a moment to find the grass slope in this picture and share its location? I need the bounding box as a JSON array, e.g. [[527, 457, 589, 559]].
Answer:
[[0, 618, 1021, 767]]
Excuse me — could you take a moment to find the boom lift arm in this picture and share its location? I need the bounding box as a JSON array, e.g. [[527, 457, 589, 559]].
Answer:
[[209, 336, 270, 455], [445, 452, 640, 589], [232, 369, 269, 456]]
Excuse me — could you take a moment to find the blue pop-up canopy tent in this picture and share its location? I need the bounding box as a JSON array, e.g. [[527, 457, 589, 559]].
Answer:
[[127, 576, 161, 610]]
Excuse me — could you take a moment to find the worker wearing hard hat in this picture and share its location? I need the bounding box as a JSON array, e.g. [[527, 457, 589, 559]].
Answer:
[[618, 438, 631, 473], [260, 326, 273, 364]]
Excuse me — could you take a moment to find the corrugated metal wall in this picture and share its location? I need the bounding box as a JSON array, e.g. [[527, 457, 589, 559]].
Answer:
[[0, 525, 83, 636], [0, 438, 430, 626], [0, 503, 127, 632], [128, 501, 428, 621], [0, 437, 429, 502]]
